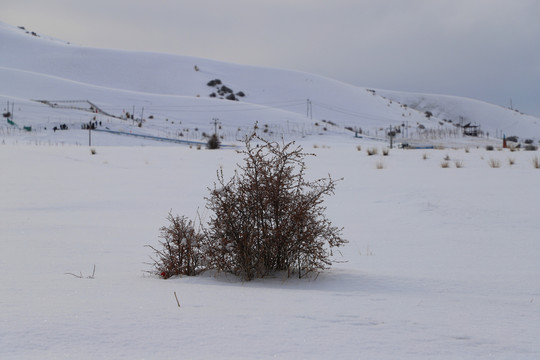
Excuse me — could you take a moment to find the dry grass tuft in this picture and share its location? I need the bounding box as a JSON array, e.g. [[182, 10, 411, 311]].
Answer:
[[367, 147, 378, 156], [532, 155, 540, 169], [488, 158, 501, 168]]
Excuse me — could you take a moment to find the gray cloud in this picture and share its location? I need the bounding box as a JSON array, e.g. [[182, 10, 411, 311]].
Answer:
[[4, 0, 540, 116]]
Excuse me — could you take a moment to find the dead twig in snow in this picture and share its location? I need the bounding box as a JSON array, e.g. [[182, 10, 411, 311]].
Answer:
[[65, 271, 83, 278], [65, 265, 95, 279]]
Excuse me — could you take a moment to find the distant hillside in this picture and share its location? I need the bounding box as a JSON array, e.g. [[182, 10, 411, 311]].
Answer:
[[1, 21, 538, 146], [377, 89, 540, 141]]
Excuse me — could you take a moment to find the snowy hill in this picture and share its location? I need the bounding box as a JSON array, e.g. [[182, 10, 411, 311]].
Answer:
[[2, 21, 540, 359], [377, 89, 540, 141], [1, 21, 539, 146]]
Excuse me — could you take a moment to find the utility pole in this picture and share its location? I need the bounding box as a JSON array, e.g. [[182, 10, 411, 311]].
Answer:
[[211, 117, 221, 136], [306, 99, 312, 119], [6, 100, 14, 120], [88, 117, 92, 146], [388, 125, 396, 149]]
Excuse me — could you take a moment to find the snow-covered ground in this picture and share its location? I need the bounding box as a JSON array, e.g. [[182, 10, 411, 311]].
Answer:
[[1, 140, 539, 359], [1, 20, 540, 359]]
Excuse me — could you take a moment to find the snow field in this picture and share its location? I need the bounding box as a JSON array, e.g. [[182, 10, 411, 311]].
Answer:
[[1, 142, 539, 359]]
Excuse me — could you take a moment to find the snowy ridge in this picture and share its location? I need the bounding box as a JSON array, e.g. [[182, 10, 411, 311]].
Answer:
[[1, 20, 539, 145]]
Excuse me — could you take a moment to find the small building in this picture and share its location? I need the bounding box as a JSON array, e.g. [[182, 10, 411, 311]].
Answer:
[[462, 123, 479, 137]]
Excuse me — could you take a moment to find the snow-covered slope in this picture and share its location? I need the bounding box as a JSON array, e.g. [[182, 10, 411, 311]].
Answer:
[[1, 21, 539, 146], [377, 89, 540, 141]]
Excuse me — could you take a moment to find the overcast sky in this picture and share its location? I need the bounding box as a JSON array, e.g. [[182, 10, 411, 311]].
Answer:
[[4, 0, 540, 116]]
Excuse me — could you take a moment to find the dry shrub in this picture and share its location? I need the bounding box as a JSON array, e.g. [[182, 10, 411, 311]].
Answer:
[[206, 134, 220, 149], [440, 161, 450, 168], [205, 133, 346, 280], [366, 147, 378, 156], [375, 160, 385, 169], [508, 158, 516, 166], [533, 155, 540, 169], [147, 213, 205, 278], [454, 160, 464, 168], [149, 133, 346, 281], [488, 158, 501, 168]]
